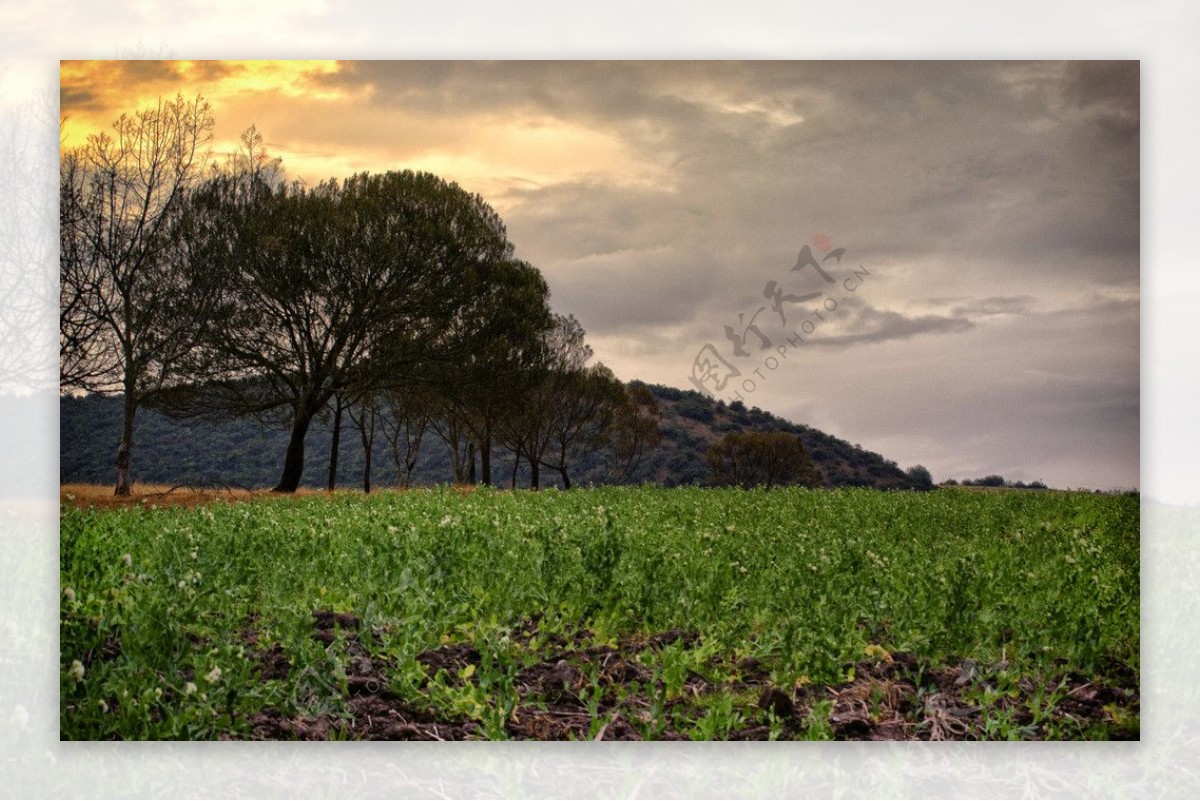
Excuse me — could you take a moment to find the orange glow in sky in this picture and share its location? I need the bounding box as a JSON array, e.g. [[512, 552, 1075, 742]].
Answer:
[[61, 60, 346, 175], [58, 59, 666, 208]]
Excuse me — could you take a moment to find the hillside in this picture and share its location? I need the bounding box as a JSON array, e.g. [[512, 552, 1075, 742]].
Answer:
[[59, 383, 924, 491], [642, 384, 919, 489]]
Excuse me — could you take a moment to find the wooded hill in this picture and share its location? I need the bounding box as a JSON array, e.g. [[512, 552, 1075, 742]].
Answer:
[[60, 382, 924, 491]]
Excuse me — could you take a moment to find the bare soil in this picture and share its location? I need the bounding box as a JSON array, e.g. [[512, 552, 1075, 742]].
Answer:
[[235, 612, 1138, 741]]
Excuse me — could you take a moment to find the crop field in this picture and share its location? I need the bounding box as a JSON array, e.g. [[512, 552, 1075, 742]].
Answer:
[[60, 486, 1139, 740]]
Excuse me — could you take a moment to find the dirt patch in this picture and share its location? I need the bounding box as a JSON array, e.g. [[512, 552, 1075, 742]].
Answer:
[[311, 610, 362, 645], [416, 642, 481, 683], [236, 613, 292, 682], [247, 695, 480, 741], [243, 609, 478, 741], [61, 483, 264, 511], [60, 483, 378, 511], [235, 615, 1138, 741]]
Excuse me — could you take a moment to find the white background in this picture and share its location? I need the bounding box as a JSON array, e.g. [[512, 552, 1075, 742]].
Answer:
[[1, 0, 1197, 796]]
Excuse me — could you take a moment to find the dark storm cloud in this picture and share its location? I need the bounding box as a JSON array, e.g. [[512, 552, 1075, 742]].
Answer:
[[1063, 60, 1139, 125], [948, 296, 1036, 317], [58, 85, 100, 112], [114, 60, 181, 84], [805, 304, 974, 348], [549, 246, 727, 336], [76, 60, 229, 90], [780, 296, 1139, 488], [60, 60, 246, 125], [342, 60, 1138, 295], [503, 180, 689, 262]]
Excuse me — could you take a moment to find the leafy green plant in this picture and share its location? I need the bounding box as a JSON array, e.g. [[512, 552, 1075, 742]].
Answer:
[[60, 486, 1139, 740]]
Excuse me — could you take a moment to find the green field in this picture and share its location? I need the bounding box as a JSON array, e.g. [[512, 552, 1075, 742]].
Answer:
[[60, 486, 1140, 740]]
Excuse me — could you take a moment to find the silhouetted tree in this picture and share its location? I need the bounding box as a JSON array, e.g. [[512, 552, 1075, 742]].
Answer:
[[607, 382, 663, 483], [706, 431, 824, 489], [347, 392, 378, 493], [379, 381, 436, 488], [2, 90, 57, 393], [459, 259, 554, 486], [164, 169, 514, 492], [496, 314, 591, 489], [906, 464, 934, 491], [59, 94, 216, 495], [970, 475, 1007, 488], [540, 362, 628, 489]]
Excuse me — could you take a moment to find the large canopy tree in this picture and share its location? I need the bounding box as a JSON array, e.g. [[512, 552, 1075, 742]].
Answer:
[[59, 94, 216, 495], [165, 169, 516, 492], [426, 256, 554, 485]]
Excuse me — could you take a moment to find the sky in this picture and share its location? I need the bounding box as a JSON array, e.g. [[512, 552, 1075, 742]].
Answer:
[[58, 60, 1140, 490]]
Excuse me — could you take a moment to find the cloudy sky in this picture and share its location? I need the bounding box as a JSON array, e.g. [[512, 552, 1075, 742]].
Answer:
[[59, 60, 1140, 490]]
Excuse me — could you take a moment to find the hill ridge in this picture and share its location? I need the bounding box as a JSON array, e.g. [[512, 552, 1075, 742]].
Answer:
[[59, 382, 923, 490]]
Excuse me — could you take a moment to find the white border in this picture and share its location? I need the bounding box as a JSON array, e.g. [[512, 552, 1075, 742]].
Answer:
[[2, 0, 1197, 796]]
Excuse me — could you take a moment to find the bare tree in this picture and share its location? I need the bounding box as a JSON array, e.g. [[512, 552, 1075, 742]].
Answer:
[[0, 88, 57, 393], [59, 94, 216, 495], [539, 362, 626, 489], [606, 382, 663, 483], [496, 314, 591, 489], [220, 125, 285, 187], [380, 382, 434, 488], [346, 390, 379, 494]]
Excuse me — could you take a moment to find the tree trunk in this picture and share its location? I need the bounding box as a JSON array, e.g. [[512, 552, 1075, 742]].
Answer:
[[467, 442, 476, 485], [447, 423, 466, 483], [114, 391, 137, 496], [511, 451, 520, 489], [362, 443, 373, 493], [530, 456, 540, 491], [554, 443, 571, 491], [274, 411, 312, 493], [327, 394, 343, 491], [404, 455, 417, 488], [480, 423, 492, 486], [358, 403, 375, 494]]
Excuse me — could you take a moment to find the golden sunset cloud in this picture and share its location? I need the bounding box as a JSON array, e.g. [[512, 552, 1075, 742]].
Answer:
[[58, 59, 667, 209]]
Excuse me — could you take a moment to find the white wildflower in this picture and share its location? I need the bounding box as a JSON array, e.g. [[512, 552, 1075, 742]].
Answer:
[[69, 660, 85, 681], [184, 681, 197, 696], [63, 587, 76, 603], [121, 553, 132, 568], [205, 665, 222, 683]]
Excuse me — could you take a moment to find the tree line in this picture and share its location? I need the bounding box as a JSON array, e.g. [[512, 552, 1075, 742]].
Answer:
[[60, 94, 660, 495]]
